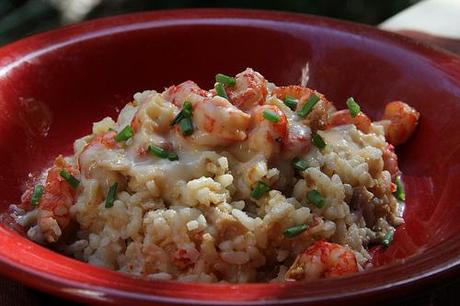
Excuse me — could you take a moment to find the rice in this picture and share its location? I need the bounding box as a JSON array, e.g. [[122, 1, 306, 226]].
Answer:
[[9, 68, 416, 283]]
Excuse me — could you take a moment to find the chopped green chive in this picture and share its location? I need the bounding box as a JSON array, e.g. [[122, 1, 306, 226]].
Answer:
[[250, 181, 270, 200], [382, 230, 394, 247], [114, 125, 134, 142], [263, 109, 281, 123], [148, 145, 169, 159], [283, 224, 308, 238], [346, 97, 361, 118], [307, 189, 325, 208], [148, 145, 179, 161], [312, 133, 326, 149], [59, 170, 80, 189], [183, 101, 192, 112], [394, 175, 405, 201], [179, 117, 194, 136], [171, 101, 193, 126], [31, 185, 44, 206], [171, 112, 184, 126], [167, 152, 179, 161], [170, 101, 194, 136], [215, 82, 229, 100], [215, 73, 236, 86], [292, 157, 309, 171], [105, 182, 118, 208], [297, 94, 320, 118], [283, 96, 298, 111]]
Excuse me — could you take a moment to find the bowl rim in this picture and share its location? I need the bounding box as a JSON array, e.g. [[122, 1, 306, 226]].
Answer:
[[1, 8, 460, 305]]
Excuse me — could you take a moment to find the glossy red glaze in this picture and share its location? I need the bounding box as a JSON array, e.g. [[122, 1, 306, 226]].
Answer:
[[1, 9, 460, 305]]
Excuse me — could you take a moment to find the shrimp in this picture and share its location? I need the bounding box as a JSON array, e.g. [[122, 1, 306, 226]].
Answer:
[[383, 144, 399, 178], [181, 96, 251, 147], [171, 247, 200, 270], [77, 130, 116, 171], [382, 101, 420, 146], [328, 110, 372, 133], [282, 121, 312, 159], [272, 85, 313, 102], [131, 94, 177, 134], [285, 240, 359, 281], [225, 68, 268, 111], [247, 105, 287, 159], [91, 130, 117, 149], [37, 156, 79, 243], [163, 80, 208, 107], [172, 248, 193, 270], [272, 85, 335, 131], [78, 130, 127, 190]]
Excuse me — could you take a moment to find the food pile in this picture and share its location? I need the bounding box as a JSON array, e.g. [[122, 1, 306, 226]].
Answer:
[[11, 69, 419, 282]]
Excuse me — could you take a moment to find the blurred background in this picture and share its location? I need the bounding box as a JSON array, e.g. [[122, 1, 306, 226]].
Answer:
[[0, 0, 421, 46]]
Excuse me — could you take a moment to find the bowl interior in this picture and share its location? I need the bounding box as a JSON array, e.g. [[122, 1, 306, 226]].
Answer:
[[1, 9, 460, 305]]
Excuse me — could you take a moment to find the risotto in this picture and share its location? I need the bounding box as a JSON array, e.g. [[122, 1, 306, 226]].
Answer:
[[10, 69, 420, 283]]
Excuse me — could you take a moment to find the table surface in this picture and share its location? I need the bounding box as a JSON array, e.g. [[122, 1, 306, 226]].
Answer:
[[380, 0, 460, 39], [2, 1, 460, 304]]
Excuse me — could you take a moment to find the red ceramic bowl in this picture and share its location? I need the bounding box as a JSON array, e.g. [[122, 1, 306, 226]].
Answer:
[[1, 9, 460, 305]]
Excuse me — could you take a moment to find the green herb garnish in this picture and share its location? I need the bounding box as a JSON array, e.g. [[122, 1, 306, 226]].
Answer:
[[393, 175, 405, 201], [215, 73, 236, 86], [59, 170, 80, 189], [346, 97, 361, 118], [179, 117, 194, 136], [292, 157, 309, 171], [312, 133, 326, 149], [170, 101, 194, 136], [307, 189, 325, 208], [283, 96, 298, 111], [215, 82, 229, 100], [167, 152, 179, 161], [382, 230, 394, 247], [148, 145, 169, 159], [262, 109, 281, 123], [105, 182, 118, 208], [148, 145, 178, 161], [283, 224, 308, 238], [297, 94, 320, 118], [31, 185, 44, 206], [183, 101, 193, 112], [250, 181, 270, 200], [171, 101, 193, 126], [114, 125, 134, 142]]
